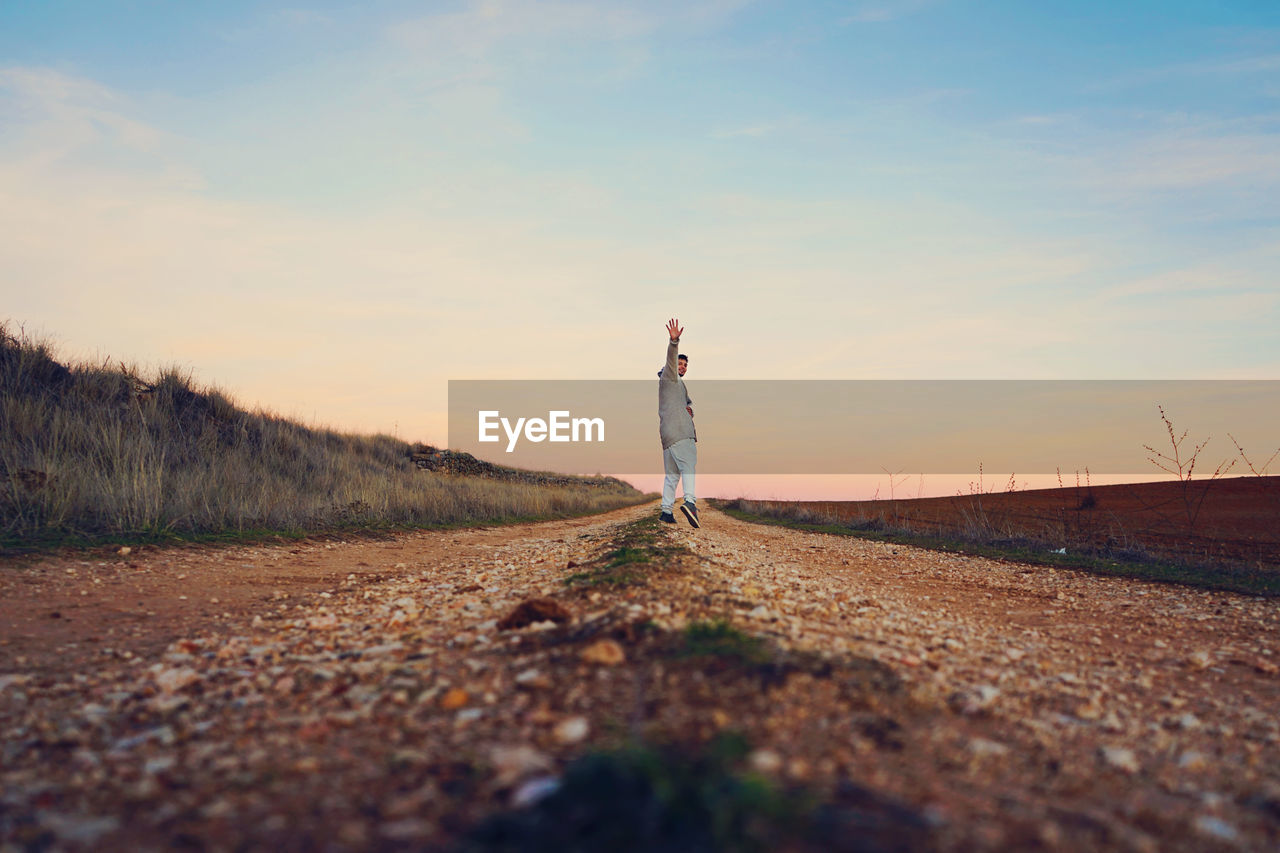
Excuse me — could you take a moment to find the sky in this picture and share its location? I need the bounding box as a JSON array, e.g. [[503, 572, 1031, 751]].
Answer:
[[2, 1, 1278, 497]]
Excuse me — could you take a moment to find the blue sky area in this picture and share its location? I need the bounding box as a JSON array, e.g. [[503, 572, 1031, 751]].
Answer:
[[2, 1, 1278, 460]]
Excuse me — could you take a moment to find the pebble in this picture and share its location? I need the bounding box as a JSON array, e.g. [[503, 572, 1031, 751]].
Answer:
[[579, 639, 625, 665], [439, 688, 469, 710], [553, 716, 590, 744], [1192, 815, 1239, 842], [748, 749, 783, 774], [511, 776, 561, 808], [490, 745, 552, 787], [153, 667, 199, 694], [1099, 746, 1140, 773]]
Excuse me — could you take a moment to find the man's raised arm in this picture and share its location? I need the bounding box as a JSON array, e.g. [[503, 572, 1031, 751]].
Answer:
[[663, 318, 683, 380]]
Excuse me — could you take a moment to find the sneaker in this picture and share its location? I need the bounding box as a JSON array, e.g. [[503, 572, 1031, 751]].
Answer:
[[659, 511, 676, 524], [680, 502, 699, 528]]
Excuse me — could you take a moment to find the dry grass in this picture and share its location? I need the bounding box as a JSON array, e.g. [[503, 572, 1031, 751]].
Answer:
[[1, 323, 648, 549]]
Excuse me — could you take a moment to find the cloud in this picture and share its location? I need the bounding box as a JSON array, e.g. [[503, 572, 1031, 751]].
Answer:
[[1073, 124, 1280, 196], [0, 66, 178, 162]]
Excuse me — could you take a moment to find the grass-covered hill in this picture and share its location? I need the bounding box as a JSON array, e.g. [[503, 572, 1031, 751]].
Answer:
[[0, 324, 647, 551]]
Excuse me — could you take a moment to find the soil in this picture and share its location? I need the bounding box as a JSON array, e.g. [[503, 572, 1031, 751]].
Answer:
[[778, 476, 1280, 567], [2, 502, 1279, 851]]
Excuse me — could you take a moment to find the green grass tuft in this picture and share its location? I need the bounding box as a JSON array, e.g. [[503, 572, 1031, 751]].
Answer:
[[564, 514, 690, 589], [681, 619, 771, 665], [462, 735, 819, 853]]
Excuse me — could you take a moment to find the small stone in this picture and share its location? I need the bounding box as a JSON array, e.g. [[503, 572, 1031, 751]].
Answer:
[[967, 738, 1010, 758], [1178, 751, 1208, 771], [1186, 650, 1213, 670], [749, 749, 783, 774], [440, 688, 469, 710], [490, 744, 552, 787], [1100, 746, 1140, 773], [948, 685, 1000, 715], [580, 639, 625, 666], [308, 613, 339, 631], [153, 666, 199, 694], [499, 598, 572, 630], [117, 546, 132, 556], [554, 716, 590, 744], [515, 669, 552, 690], [1192, 815, 1238, 842], [512, 776, 561, 808]]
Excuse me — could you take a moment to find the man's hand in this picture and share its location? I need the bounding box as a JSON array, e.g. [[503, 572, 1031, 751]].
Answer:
[[666, 318, 683, 341]]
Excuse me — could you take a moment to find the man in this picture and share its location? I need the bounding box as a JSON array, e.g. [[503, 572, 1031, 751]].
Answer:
[[658, 318, 698, 527]]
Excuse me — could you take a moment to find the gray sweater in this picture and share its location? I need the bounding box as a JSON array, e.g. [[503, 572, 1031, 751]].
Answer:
[[658, 337, 696, 449]]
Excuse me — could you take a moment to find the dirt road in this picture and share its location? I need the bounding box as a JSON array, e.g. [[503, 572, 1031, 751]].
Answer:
[[2, 503, 1278, 850]]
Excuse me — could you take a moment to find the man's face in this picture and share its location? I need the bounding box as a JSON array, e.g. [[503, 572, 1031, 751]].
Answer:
[[677, 357, 687, 377]]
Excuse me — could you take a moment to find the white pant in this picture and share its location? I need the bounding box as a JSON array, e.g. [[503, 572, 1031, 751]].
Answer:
[[661, 438, 697, 511]]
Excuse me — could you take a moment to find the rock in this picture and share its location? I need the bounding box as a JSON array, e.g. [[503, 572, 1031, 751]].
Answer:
[[967, 738, 1010, 758], [749, 749, 783, 774], [440, 688, 469, 710], [0, 674, 29, 693], [490, 744, 552, 787], [579, 639, 625, 665], [153, 666, 199, 694], [948, 685, 1000, 715], [512, 776, 560, 808], [1192, 815, 1238, 842], [553, 716, 590, 744], [308, 613, 339, 631], [1178, 751, 1208, 771], [117, 546, 132, 557], [514, 669, 552, 690], [498, 598, 572, 630], [1100, 746, 1140, 774], [1186, 650, 1213, 670]]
